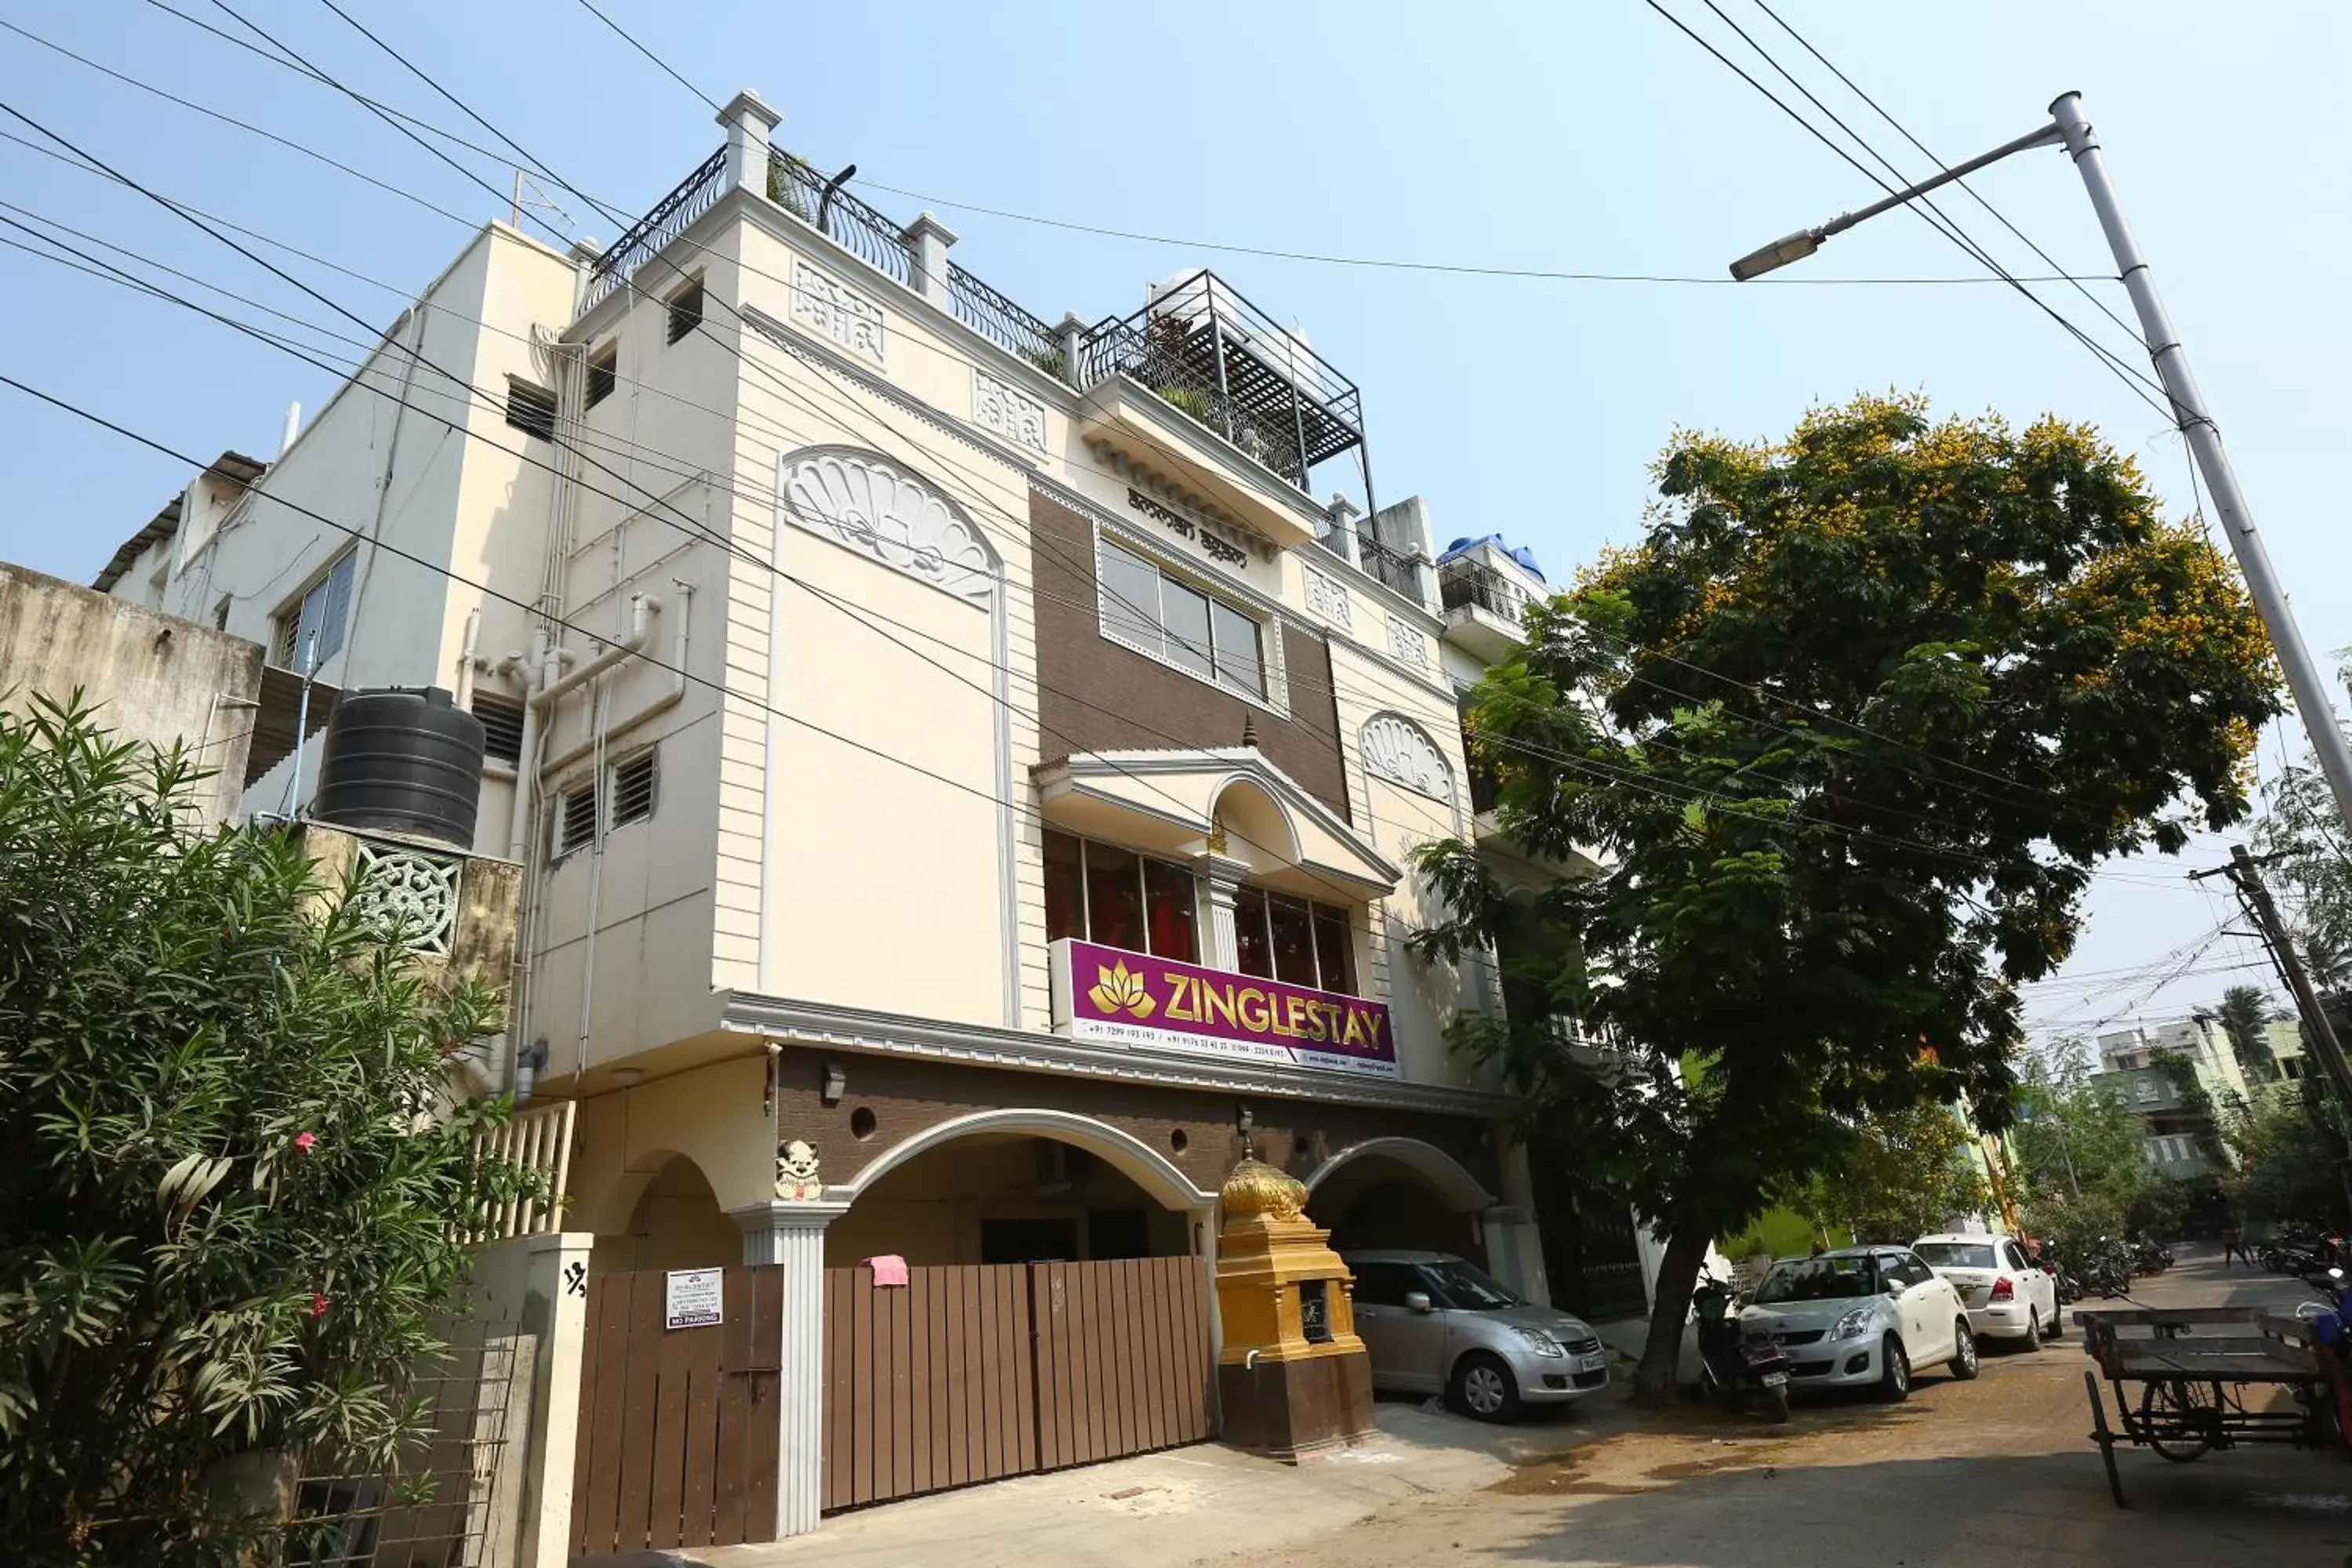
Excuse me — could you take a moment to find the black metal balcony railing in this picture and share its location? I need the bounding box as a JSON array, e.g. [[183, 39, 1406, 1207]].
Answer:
[[583, 145, 730, 312], [948, 262, 1063, 372], [589, 153, 1375, 514], [768, 151, 913, 289], [1077, 270, 1367, 499], [1355, 532, 1426, 603], [1439, 558, 1531, 622]]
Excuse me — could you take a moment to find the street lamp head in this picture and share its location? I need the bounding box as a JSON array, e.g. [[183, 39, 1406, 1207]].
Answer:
[[1729, 229, 1822, 281]]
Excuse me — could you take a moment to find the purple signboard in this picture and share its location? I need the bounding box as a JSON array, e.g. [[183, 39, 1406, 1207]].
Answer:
[[1050, 938, 1398, 1078]]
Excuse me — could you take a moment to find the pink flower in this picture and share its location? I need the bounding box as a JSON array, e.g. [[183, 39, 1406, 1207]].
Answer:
[[293, 1131, 317, 1156], [310, 1293, 330, 1318]]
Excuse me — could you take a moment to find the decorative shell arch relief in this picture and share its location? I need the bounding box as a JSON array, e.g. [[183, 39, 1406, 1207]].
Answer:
[[1359, 713, 1454, 804], [779, 448, 996, 606]]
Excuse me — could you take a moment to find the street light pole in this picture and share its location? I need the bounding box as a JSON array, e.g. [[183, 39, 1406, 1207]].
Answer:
[[2045, 93, 2352, 835], [1732, 92, 2352, 837]]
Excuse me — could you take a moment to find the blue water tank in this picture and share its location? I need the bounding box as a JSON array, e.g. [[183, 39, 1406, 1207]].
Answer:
[[313, 686, 486, 848]]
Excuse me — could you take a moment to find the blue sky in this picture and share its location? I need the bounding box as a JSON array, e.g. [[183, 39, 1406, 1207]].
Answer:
[[2, 1, 2341, 1036]]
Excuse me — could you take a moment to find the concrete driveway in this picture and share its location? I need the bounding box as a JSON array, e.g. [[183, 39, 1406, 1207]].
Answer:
[[673, 1247, 2349, 1568], [1225, 1245, 2352, 1568]]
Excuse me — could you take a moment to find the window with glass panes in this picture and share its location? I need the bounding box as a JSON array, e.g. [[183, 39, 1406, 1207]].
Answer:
[[1043, 829, 1357, 994], [1044, 829, 1197, 964], [273, 549, 357, 671], [1095, 536, 1266, 698], [1231, 884, 1356, 995]]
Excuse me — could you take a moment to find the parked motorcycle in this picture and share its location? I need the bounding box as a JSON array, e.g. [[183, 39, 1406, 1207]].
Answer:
[[2032, 1241, 2084, 1307], [2085, 1236, 2132, 1299], [2290, 1265, 2352, 1446], [2129, 1233, 2173, 1275], [2265, 1226, 2343, 1277], [1692, 1269, 1794, 1423]]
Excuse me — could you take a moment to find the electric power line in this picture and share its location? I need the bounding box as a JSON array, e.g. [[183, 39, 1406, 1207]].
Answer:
[[74, 2, 2108, 293], [1745, 0, 2160, 368], [1, 22, 2243, 900], [0, 16, 2218, 848], [1642, 0, 2178, 426], [569, 0, 721, 114], [0, 106, 2233, 908]]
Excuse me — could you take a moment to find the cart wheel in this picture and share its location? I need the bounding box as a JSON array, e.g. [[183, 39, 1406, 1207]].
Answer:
[[2140, 1380, 2220, 1462]]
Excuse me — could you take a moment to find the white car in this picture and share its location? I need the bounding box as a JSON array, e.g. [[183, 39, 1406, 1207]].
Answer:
[[1913, 1232, 2060, 1348], [1738, 1246, 1977, 1400]]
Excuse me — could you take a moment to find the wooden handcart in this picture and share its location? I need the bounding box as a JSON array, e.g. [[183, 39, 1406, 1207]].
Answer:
[[2075, 1304, 2343, 1506]]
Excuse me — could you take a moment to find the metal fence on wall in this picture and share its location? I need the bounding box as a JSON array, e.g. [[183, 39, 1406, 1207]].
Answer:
[[290, 1318, 521, 1567]]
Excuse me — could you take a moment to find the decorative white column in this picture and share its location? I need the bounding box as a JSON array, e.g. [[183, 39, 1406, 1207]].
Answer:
[[730, 1199, 846, 1541], [1323, 498, 1363, 568], [1056, 311, 1087, 390], [1196, 852, 1250, 972], [717, 89, 781, 198], [901, 212, 958, 308], [1479, 1205, 1550, 1307]]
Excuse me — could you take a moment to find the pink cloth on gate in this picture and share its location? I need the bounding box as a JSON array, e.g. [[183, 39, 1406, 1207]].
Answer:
[[865, 1254, 909, 1287]]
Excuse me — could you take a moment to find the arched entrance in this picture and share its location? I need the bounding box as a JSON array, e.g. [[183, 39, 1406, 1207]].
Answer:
[[587, 1152, 741, 1276], [1305, 1138, 1494, 1261], [815, 1110, 1217, 1514], [828, 1120, 1204, 1268]]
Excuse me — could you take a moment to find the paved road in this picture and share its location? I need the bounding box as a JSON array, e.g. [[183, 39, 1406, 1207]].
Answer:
[[1222, 1247, 2352, 1568]]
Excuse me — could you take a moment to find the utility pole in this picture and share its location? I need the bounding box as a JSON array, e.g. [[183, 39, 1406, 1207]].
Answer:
[[2211, 845, 2352, 1116], [2202, 845, 2352, 1219], [1735, 94, 2352, 840], [2049, 96, 2352, 837]]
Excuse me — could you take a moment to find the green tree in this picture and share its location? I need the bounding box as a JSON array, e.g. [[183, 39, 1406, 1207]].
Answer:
[[2214, 985, 2282, 1082], [2305, 934, 2352, 994], [1801, 1102, 1991, 1245], [1410, 396, 2278, 1399], [2256, 734, 2352, 969], [2010, 1040, 2151, 1261], [2129, 1172, 2198, 1237], [0, 697, 523, 1564], [2225, 1083, 2347, 1228]]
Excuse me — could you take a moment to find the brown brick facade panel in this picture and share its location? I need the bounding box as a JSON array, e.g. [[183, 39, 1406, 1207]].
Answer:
[[1028, 490, 1350, 819], [773, 1047, 1500, 1201]]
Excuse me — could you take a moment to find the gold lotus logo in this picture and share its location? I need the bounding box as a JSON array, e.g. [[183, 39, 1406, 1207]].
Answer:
[[1087, 960, 1156, 1019]]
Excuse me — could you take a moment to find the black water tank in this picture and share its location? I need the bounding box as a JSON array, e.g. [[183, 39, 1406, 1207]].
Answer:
[[314, 686, 486, 848]]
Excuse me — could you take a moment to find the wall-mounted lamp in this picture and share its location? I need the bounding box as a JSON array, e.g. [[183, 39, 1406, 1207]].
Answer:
[[1235, 1104, 1253, 1134], [611, 1067, 642, 1089], [821, 1060, 848, 1108]]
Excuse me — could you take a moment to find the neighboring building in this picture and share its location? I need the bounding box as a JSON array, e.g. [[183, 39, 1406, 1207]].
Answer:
[[2092, 1020, 2247, 1179], [99, 91, 1616, 1538], [2262, 1016, 2310, 1083], [2, 556, 267, 825]]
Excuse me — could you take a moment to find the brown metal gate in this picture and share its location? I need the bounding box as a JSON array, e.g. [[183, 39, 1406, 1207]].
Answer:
[[821, 1256, 1211, 1512], [569, 1266, 782, 1559]]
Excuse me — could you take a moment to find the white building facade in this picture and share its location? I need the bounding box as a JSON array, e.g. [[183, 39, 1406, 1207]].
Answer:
[[102, 92, 1621, 1541]]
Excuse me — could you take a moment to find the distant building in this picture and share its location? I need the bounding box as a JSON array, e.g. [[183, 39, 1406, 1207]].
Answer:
[[2091, 1019, 2249, 1179], [2263, 1016, 2310, 1083]]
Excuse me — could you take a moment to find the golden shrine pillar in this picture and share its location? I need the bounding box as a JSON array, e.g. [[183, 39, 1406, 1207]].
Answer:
[[1213, 1158, 1375, 1461]]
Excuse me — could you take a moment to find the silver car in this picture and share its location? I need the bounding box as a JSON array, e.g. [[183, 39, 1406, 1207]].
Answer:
[[1344, 1250, 1608, 1421]]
